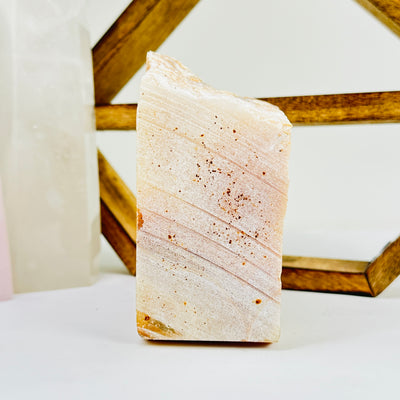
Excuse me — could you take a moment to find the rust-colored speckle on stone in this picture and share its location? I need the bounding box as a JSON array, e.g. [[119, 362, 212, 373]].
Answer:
[[255, 299, 262, 304], [137, 209, 144, 230]]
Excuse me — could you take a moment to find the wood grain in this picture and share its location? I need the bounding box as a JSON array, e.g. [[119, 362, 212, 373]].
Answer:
[[92, 0, 200, 104], [282, 267, 371, 296], [98, 150, 137, 274], [282, 255, 368, 274], [94, 91, 400, 130], [355, 0, 400, 37], [263, 91, 400, 125], [101, 200, 136, 275], [282, 256, 372, 295], [96, 104, 137, 130], [366, 236, 400, 296]]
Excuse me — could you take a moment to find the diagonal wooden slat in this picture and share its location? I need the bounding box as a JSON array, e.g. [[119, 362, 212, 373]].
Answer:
[[355, 0, 400, 37], [98, 150, 137, 275], [95, 91, 400, 130], [93, 0, 200, 104], [366, 236, 400, 296]]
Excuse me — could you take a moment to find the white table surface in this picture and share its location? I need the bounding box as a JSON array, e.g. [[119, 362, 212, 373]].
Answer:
[[1, 254, 400, 400]]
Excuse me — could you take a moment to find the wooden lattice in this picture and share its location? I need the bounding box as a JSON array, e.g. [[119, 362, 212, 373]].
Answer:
[[93, 0, 400, 296]]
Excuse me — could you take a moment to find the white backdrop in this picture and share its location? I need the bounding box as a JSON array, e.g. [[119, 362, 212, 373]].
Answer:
[[1, 3, 400, 399], [87, 0, 400, 268]]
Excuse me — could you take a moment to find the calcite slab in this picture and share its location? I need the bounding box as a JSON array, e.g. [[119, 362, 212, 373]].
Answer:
[[136, 52, 291, 342]]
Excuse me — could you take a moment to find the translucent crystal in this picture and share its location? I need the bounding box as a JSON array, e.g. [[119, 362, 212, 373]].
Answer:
[[0, 0, 100, 292]]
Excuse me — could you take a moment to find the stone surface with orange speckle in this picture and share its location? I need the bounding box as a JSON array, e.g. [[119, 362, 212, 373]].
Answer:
[[136, 52, 291, 342]]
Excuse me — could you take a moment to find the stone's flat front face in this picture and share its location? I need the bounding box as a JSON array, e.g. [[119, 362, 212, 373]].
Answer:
[[136, 52, 291, 342], [0, 0, 100, 293]]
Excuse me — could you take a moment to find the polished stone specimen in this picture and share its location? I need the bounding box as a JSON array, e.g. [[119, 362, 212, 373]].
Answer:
[[136, 52, 291, 342], [0, 0, 100, 292]]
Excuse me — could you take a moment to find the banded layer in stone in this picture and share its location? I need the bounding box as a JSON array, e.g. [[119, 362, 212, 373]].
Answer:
[[137, 52, 291, 342]]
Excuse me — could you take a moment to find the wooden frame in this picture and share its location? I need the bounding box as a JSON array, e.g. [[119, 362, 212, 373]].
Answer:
[[93, 0, 400, 296], [282, 236, 400, 296], [95, 91, 400, 130], [355, 0, 400, 37], [94, 0, 200, 278]]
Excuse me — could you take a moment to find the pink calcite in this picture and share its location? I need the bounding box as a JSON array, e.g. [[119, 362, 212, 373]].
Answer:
[[0, 178, 13, 301], [136, 52, 291, 342]]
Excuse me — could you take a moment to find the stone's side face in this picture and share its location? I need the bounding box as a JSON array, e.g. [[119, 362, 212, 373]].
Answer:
[[136, 52, 291, 342], [0, 0, 100, 293]]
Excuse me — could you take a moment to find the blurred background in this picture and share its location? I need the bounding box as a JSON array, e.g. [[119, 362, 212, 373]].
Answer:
[[87, 0, 400, 270]]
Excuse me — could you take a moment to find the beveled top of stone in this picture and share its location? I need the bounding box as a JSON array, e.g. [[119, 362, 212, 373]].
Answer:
[[145, 51, 292, 136]]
